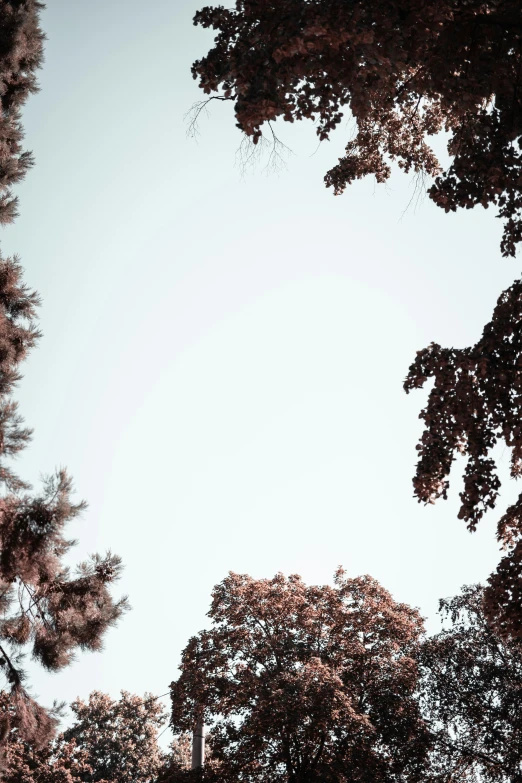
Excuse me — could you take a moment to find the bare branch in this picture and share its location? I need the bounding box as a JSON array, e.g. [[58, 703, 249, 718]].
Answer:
[[184, 96, 234, 140], [236, 122, 293, 178]]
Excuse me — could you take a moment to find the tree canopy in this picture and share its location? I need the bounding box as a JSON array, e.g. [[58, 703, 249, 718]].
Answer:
[[421, 584, 522, 783], [170, 570, 522, 783], [192, 0, 522, 257], [170, 569, 430, 783]]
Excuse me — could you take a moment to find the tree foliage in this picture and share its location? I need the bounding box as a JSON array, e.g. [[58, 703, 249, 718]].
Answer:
[[421, 584, 522, 783], [3, 726, 92, 783], [0, 0, 128, 751], [170, 569, 430, 783], [62, 691, 167, 783], [4, 580, 522, 783], [0, 0, 44, 227], [158, 733, 193, 783], [190, 1, 522, 638], [405, 279, 522, 640], [192, 0, 522, 256], [3, 690, 168, 783], [0, 254, 128, 750]]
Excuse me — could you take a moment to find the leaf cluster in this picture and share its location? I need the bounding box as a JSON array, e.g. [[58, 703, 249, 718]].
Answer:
[[192, 0, 522, 256], [405, 279, 522, 640]]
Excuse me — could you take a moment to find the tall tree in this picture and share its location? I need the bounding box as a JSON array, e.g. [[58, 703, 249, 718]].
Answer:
[[0, 0, 129, 750], [421, 584, 522, 783], [191, 0, 522, 257], [169, 569, 430, 783]]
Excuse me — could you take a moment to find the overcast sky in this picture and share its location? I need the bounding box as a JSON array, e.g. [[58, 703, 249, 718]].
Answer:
[[4, 0, 521, 732]]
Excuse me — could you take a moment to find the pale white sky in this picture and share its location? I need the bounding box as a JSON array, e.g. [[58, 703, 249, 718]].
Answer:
[[4, 0, 520, 732]]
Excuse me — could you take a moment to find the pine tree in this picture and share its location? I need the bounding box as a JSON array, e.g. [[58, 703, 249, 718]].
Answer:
[[0, 1, 128, 751], [0, 1, 45, 226], [0, 256, 128, 752]]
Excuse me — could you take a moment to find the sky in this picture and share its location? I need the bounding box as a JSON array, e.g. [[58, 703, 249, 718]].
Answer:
[[3, 0, 522, 733]]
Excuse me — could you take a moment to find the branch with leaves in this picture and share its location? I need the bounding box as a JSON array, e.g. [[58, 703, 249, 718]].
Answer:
[[191, 0, 522, 256]]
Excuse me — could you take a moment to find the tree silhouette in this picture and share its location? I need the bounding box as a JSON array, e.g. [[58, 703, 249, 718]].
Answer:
[[421, 584, 522, 782], [405, 278, 522, 640], [169, 569, 430, 783], [191, 0, 522, 256]]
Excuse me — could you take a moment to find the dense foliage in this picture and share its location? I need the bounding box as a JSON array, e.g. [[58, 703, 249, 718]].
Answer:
[[0, 0, 44, 227], [192, 0, 522, 256], [3, 578, 522, 783], [3, 690, 168, 783], [63, 691, 167, 783], [4, 729, 91, 783], [170, 569, 430, 783]]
